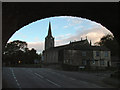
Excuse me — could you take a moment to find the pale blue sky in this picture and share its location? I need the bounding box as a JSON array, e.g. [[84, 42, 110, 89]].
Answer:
[[8, 16, 112, 53]]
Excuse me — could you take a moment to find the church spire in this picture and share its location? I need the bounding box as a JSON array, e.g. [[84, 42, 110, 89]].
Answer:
[[45, 22, 54, 50], [48, 22, 52, 37]]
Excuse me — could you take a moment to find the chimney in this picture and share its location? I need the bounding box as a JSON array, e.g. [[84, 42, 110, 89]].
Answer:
[[81, 37, 82, 41], [86, 36, 87, 40], [90, 40, 92, 46]]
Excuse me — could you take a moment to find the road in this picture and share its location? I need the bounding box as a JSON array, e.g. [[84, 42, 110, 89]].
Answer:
[[2, 67, 113, 88]]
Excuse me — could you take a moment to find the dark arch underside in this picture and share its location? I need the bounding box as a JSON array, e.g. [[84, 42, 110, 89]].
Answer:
[[2, 2, 119, 49]]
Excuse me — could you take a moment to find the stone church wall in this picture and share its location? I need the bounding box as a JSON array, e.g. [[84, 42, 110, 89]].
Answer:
[[63, 50, 93, 66], [43, 49, 58, 64]]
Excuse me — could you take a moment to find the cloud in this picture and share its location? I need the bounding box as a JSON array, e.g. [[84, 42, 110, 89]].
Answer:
[[74, 25, 84, 30], [69, 17, 83, 25], [27, 41, 44, 53], [80, 32, 104, 44], [63, 25, 69, 28], [34, 37, 41, 42], [14, 31, 28, 39], [14, 31, 23, 35], [27, 25, 112, 53], [27, 16, 113, 53], [63, 16, 83, 29], [56, 33, 72, 40], [21, 35, 27, 39], [12, 25, 112, 53], [55, 25, 112, 46]]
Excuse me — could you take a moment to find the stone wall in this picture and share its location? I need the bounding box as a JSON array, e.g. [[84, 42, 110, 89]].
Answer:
[[43, 49, 58, 64], [91, 51, 111, 67], [63, 50, 93, 66]]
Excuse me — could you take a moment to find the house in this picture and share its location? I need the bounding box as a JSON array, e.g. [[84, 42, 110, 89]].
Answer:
[[42, 22, 111, 69]]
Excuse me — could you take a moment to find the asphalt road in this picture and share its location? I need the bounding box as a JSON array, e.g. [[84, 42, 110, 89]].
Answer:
[[2, 67, 114, 88]]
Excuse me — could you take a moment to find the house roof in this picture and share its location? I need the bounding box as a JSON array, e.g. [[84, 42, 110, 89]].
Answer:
[[44, 39, 110, 52], [54, 39, 90, 50], [91, 46, 110, 51]]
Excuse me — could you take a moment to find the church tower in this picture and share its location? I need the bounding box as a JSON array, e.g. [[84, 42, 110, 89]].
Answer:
[[45, 22, 54, 50]]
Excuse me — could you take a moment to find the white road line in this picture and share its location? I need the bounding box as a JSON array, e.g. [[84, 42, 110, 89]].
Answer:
[[45, 70, 64, 76], [69, 77, 76, 80], [46, 79, 61, 87], [44, 69, 77, 82], [34, 73, 44, 78], [10, 68, 21, 88], [61, 75, 66, 77], [53, 72, 66, 78]]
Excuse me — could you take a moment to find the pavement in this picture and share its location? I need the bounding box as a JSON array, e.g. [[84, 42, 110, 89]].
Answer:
[[2, 67, 117, 88]]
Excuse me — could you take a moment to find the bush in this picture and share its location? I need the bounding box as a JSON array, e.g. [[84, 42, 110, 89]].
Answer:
[[110, 70, 120, 79], [62, 64, 78, 71]]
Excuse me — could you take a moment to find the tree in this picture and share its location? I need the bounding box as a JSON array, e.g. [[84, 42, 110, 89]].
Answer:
[[4, 40, 27, 55], [3, 40, 40, 65], [28, 48, 37, 64], [37, 53, 42, 60], [3, 40, 27, 65], [94, 34, 120, 56]]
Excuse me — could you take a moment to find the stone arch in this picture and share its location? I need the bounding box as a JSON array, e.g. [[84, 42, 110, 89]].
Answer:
[[2, 2, 119, 49]]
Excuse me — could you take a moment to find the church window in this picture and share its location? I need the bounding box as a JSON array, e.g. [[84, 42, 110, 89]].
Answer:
[[92, 60, 95, 64], [82, 60, 86, 65], [64, 60, 66, 64], [104, 51, 108, 57], [100, 60, 104, 65], [82, 51, 86, 56], [70, 60, 72, 64], [66, 60, 69, 63], [96, 51, 100, 57]]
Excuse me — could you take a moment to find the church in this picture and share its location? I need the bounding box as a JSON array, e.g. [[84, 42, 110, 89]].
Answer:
[[42, 22, 111, 69]]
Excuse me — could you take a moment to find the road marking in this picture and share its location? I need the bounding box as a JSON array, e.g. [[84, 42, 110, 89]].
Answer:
[[45, 70, 65, 77], [69, 77, 76, 80], [53, 72, 67, 78], [34, 73, 44, 78], [10, 68, 21, 88], [46, 79, 61, 87], [35, 71, 61, 87]]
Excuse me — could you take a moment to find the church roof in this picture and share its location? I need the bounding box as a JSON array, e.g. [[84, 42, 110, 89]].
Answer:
[[44, 39, 110, 52], [54, 39, 90, 50], [91, 46, 110, 51]]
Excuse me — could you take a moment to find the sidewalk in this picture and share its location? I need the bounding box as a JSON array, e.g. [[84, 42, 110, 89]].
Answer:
[[102, 77, 120, 88]]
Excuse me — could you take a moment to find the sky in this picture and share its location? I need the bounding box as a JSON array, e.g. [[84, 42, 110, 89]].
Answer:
[[8, 16, 113, 54]]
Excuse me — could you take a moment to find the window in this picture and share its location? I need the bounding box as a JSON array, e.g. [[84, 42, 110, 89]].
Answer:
[[64, 60, 66, 64], [104, 51, 108, 57], [92, 60, 95, 64], [82, 51, 86, 56], [51, 43, 52, 46], [82, 60, 86, 65], [96, 51, 100, 57], [100, 60, 104, 65], [70, 60, 72, 64], [66, 60, 69, 63]]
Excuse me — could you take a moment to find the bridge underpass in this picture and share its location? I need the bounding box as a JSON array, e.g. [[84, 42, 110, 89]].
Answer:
[[2, 2, 119, 49]]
